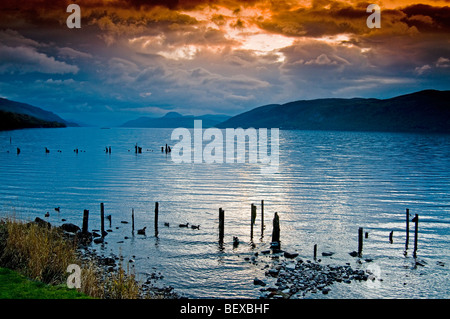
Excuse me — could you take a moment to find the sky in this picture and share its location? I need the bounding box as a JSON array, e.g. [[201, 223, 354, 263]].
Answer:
[[0, 0, 449, 126]]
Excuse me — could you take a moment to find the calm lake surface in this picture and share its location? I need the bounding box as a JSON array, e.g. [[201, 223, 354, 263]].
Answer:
[[0, 127, 449, 298]]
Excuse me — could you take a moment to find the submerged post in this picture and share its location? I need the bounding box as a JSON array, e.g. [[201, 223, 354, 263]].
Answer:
[[412, 214, 419, 258], [100, 203, 105, 237], [261, 200, 264, 237], [154, 202, 159, 237], [358, 227, 363, 257], [219, 208, 224, 244], [271, 212, 280, 249], [314, 244, 317, 260], [132, 208, 135, 233], [82, 209, 89, 234], [250, 204, 256, 239], [405, 208, 410, 252]]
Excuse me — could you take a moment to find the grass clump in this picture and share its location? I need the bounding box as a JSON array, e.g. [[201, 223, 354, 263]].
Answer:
[[0, 218, 78, 284], [0, 218, 152, 299], [105, 263, 141, 299]]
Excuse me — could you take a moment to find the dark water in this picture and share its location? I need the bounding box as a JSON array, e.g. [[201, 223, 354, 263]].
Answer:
[[0, 127, 449, 298]]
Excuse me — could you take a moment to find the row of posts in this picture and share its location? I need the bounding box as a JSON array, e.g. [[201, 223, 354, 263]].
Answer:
[[80, 204, 419, 258], [219, 200, 280, 249], [82, 202, 159, 238], [355, 208, 419, 258]]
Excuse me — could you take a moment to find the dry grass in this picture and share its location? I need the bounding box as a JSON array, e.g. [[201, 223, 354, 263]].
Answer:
[[0, 218, 150, 299], [105, 262, 141, 299], [79, 261, 105, 298], [0, 218, 78, 284]]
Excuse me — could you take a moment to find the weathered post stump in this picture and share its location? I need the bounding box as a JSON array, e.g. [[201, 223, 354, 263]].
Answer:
[[250, 204, 256, 239], [100, 203, 105, 237], [261, 200, 264, 237], [219, 208, 224, 245], [82, 209, 89, 234], [405, 208, 410, 254], [271, 212, 280, 250], [412, 214, 419, 258], [155, 202, 159, 237], [358, 227, 363, 257], [132, 208, 135, 233]]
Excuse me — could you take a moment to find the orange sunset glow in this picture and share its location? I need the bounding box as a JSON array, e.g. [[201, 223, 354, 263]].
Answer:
[[1, 0, 450, 305]]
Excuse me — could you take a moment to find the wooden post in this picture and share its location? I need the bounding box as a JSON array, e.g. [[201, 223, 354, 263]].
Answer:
[[154, 202, 159, 237], [100, 203, 105, 237], [405, 208, 410, 252], [250, 204, 253, 239], [250, 204, 256, 239], [82, 209, 89, 234], [313, 244, 317, 260], [261, 200, 264, 237], [132, 208, 135, 233], [271, 212, 280, 247], [412, 214, 419, 258], [219, 208, 224, 244], [358, 227, 363, 257]]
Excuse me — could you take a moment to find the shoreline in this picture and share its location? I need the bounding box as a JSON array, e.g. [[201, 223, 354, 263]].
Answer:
[[2, 215, 373, 299], [0, 217, 180, 299], [1, 211, 447, 299], [76, 244, 180, 299]]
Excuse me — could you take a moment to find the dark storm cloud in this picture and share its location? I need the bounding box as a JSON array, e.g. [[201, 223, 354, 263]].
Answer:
[[0, 0, 449, 125]]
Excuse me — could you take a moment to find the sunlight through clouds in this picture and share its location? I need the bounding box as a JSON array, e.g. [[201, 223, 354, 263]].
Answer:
[[0, 0, 448, 125]]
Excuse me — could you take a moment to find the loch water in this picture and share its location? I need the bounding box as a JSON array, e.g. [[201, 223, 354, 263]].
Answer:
[[0, 127, 449, 298]]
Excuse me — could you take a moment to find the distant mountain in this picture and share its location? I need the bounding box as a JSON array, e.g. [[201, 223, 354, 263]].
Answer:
[[122, 112, 231, 128], [0, 98, 78, 130], [0, 110, 66, 131], [217, 90, 450, 133]]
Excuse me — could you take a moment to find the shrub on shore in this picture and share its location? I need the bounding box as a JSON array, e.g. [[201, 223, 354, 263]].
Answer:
[[0, 218, 78, 284], [0, 218, 147, 299]]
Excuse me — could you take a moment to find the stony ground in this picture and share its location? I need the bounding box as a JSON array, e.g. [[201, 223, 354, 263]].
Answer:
[[77, 246, 180, 299], [253, 250, 376, 299]]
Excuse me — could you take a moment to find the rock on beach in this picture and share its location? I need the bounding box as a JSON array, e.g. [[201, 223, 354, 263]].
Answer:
[[260, 256, 370, 299], [60, 223, 81, 233]]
